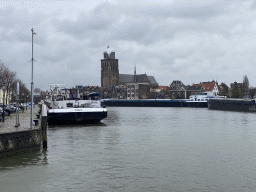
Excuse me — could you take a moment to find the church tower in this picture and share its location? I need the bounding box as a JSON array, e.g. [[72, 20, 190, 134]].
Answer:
[[101, 51, 119, 88]]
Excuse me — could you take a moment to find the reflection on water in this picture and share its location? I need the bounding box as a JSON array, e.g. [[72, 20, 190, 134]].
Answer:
[[48, 122, 107, 129], [0, 148, 48, 169]]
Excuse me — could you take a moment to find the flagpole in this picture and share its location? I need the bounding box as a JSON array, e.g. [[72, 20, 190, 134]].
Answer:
[[31, 28, 36, 129]]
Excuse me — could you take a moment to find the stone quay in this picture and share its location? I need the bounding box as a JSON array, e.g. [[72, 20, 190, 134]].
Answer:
[[0, 105, 45, 158]]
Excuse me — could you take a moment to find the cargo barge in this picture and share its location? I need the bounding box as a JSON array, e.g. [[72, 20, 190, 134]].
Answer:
[[207, 99, 256, 112], [46, 85, 107, 125], [101, 99, 188, 107], [101, 99, 209, 108]]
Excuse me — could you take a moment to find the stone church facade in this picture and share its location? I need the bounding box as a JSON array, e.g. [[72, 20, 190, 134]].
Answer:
[[101, 51, 157, 89], [101, 51, 158, 99], [101, 51, 119, 88]]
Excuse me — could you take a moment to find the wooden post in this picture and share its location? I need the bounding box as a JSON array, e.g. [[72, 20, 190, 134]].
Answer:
[[41, 104, 47, 148]]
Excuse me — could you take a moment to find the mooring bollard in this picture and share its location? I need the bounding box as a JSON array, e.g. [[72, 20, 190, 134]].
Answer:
[[41, 104, 47, 148]]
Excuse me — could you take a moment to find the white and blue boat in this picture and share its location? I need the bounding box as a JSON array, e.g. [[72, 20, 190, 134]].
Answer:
[[46, 85, 107, 125], [185, 93, 215, 107]]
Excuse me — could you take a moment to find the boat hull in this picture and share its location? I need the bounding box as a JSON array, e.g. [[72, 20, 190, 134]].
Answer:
[[185, 101, 208, 108], [47, 108, 107, 125]]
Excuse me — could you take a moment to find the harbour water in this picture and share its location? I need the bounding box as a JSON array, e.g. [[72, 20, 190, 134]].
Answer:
[[1, 107, 256, 191]]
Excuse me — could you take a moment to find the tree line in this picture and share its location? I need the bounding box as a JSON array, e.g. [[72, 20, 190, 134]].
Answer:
[[0, 61, 30, 103], [229, 75, 256, 98]]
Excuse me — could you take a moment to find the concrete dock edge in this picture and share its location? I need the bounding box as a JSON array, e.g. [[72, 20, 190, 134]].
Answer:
[[0, 128, 41, 158]]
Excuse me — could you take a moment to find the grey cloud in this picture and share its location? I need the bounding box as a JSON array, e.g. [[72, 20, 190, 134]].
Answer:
[[0, 0, 256, 91]]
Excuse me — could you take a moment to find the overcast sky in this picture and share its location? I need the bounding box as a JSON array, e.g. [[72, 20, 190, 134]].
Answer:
[[1, 0, 256, 91]]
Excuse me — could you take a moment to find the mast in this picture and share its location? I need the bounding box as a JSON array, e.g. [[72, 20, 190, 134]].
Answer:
[[31, 28, 36, 128]]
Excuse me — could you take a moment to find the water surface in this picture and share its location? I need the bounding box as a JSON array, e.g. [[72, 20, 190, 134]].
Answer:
[[1, 107, 256, 191]]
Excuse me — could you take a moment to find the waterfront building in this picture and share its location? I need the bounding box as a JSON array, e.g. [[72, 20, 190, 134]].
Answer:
[[119, 72, 158, 89], [0, 88, 9, 104], [249, 87, 256, 99], [230, 81, 246, 98], [193, 80, 219, 97], [115, 84, 126, 99], [126, 83, 139, 99], [185, 85, 204, 98], [218, 83, 229, 97], [126, 83, 152, 99], [169, 80, 204, 99], [151, 86, 170, 99], [101, 51, 158, 99], [101, 51, 119, 88], [84, 86, 101, 98], [169, 80, 186, 99], [230, 81, 245, 92]]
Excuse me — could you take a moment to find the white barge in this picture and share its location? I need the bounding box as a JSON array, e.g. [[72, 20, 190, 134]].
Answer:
[[46, 84, 107, 125]]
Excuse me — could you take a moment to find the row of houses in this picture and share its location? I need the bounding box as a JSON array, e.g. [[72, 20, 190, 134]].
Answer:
[[100, 51, 250, 99], [59, 79, 249, 100], [158, 80, 251, 99]]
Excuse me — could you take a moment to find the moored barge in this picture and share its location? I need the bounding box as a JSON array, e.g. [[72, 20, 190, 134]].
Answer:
[[207, 99, 256, 112], [46, 84, 107, 125]]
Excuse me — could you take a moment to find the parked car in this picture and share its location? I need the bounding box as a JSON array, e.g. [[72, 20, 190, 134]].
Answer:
[[0, 104, 15, 116], [10, 103, 25, 111], [0, 106, 10, 116], [19, 105, 25, 110], [5, 104, 16, 113]]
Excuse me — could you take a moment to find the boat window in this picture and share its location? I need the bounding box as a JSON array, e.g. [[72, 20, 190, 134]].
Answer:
[[198, 99, 200, 101], [67, 103, 73, 107]]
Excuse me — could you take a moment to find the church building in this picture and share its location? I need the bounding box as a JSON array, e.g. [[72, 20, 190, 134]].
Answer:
[[101, 51, 119, 88], [101, 51, 158, 88]]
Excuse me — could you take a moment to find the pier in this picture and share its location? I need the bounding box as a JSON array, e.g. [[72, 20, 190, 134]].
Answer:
[[0, 106, 44, 158]]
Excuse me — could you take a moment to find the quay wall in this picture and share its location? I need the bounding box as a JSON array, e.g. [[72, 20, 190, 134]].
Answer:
[[208, 99, 256, 112], [0, 129, 41, 157]]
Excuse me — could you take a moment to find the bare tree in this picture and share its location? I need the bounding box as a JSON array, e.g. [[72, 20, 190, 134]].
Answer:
[[11, 79, 30, 102], [243, 75, 249, 95], [0, 62, 16, 85], [34, 87, 41, 94], [0, 61, 18, 103]]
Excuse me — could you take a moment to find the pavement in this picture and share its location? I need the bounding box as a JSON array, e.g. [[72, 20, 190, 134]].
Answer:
[[0, 105, 40, 134]]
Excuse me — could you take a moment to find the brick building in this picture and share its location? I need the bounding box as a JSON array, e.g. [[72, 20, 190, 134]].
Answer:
[[101, 52, 158, 99], [101, 51, 119, 88]]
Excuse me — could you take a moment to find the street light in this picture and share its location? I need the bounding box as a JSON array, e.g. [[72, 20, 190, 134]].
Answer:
[[31, 28, 36, 128], [26, 95, 28, 110], [22, 93, 24, 112], [2, 84, 7, 122]]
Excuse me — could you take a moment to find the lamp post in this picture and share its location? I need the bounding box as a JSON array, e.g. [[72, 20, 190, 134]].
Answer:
[[31, 28, 36, 128], [22, 93, 24, 112], [26, 95, 28, 110], [2, 84, 7, 122]]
